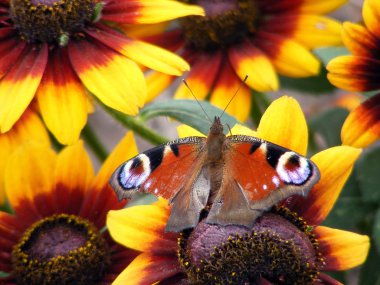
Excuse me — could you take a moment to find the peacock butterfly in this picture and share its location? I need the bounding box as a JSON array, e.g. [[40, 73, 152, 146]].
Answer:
[[109, 116, 320, 232]]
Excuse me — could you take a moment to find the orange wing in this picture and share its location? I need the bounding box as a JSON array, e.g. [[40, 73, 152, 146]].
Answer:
[[206, 135, 320, 227], [110, 137, 206, 200]]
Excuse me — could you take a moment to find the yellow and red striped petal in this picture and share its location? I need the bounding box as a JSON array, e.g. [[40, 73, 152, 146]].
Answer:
[[102, 0, 204, 24], [315, 226, 370, 271], [327, 55, 380, 91], [5, 143, 57, 220], [263, 15, 342, 49], [175, 51, 222, 100], [342, 22, 379, 56], [68, 39, 146, 115], [210, 61, 251, 122], [37, 48, 88, 145], [177, 124, 205, 138], [341, 93, 380, 148], [80, 132, 138, 226], [0, 44, 48, 133], [107, 198, 178, 254], [146, 71, 175, 103], [257, 96, 308, 155], [228, 40, 278, 91], [255, 32, 320, 77], [0, 110, 49, 204], [120, 22, 170, 38], [112, 253, 181, 285], [294, 146, 362, 225], [53, 141, 94, 215], [0, 29, 26, 79], [87, 26, 189, 76], [363, 0, 380, 39]]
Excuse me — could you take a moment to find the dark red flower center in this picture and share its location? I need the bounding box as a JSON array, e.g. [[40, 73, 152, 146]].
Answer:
[[9, 0, 99, 45], [12, 214, 110, 285], [178, 207, 323, 284], [179, 0, 259, 51]]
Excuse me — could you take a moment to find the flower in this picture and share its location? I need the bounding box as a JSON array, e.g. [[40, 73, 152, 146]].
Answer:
[[0, 0, 204, 145], [107, 96, 371, 284], [327, 0, 380, 91], [0, 131, 140, 284], [142, 0, 345, 121], [0, 108, 50, 205]]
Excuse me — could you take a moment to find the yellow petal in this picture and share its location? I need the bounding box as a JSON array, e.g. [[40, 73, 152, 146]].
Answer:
[[230, 123, 258, 137], [37, 49, 88, 145], [0, 45, 48, 133], [54, 141, 94, 195], [68, 40, 146, 115], [363, 0, 380, 38], [134, 0, 204, 23], [177, 124, 206, 138], [107, 198, 177, 253], [296, 146, 362, 225], [113, 253, 180, 285], [257, 96, 308, 155], [316, 226, 370, 270], [257, 33, 320, 77], [146, 72, 175, 104], [299, 0, 347, 14], [5, 143, 56, 209], [229, 40, 279, 91]]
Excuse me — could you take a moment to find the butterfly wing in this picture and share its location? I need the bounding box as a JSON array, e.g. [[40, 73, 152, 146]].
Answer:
[[110, 137, 206, 199], [207, 135, 320, 227]]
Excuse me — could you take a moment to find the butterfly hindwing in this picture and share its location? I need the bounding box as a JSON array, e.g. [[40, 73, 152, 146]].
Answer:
[[206, 136, 320, 227], [110, 137, 206, 201]]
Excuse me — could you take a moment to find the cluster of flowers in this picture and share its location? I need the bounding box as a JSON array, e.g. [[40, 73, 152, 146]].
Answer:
[[0, 0, 379, 284]]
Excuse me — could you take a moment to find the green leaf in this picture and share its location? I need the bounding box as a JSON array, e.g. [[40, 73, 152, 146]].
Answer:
[[323, 197, 372, 231], [140, 99, 240, 135], [309, 107, 349, 149], [359, 245, 380, 285], [279, 68, 335, 94], [356, 145, 380, 203], [313, 46, 350, 66], [373, 208, 380, 255]]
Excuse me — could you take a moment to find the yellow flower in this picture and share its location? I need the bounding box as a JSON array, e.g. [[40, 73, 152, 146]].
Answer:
[[327, 0, 380, 91], [0, 132, 140, 284], [107, 96, 371, 284], [0, 0, 204, 145], [143, 0, 346, 121]]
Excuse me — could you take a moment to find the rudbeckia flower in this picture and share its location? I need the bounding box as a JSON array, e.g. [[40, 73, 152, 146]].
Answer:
[[327, 0, 380, 91], [0, 109, 49, 205], [143, 0, 345, 121], [0, 132, 140, 284], [107, 96, 371, 284], [0, 0, 204, 145]]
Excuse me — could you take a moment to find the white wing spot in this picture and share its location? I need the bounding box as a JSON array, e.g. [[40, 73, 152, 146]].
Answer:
[[276, 152, 311, 185], [272, 176, 280, 188]]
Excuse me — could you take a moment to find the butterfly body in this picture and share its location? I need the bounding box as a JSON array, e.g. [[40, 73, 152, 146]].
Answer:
[[110, 117, 320, 232]]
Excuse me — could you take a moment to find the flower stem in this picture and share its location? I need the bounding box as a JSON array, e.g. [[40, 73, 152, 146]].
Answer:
[[104, 107, 169, 145], [82, 124, 108, 162]]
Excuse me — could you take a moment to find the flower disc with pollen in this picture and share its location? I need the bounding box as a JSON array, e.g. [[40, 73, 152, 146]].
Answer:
[[178, 208, 322, 285], [12, 214, 110, 285], [10, 0, 95, 44], [180, 0, 258, 50]]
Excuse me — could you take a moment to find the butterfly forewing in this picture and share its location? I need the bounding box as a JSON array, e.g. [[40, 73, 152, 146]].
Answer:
[[227, 136, 319, 210], [110, 137, 206, 201]]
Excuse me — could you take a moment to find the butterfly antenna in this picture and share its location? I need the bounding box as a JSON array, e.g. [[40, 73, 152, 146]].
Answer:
[[182, 79, 212, 123], [220, 75, 248, 119]]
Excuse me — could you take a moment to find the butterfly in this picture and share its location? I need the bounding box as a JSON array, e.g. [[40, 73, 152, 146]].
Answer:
[[109, 117, 320, 232]]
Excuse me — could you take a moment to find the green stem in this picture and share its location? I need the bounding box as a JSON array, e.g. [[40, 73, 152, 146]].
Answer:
[[250, 91, 264, 126], [105, 107, 169, 145], [82, 124, 108, 162]]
